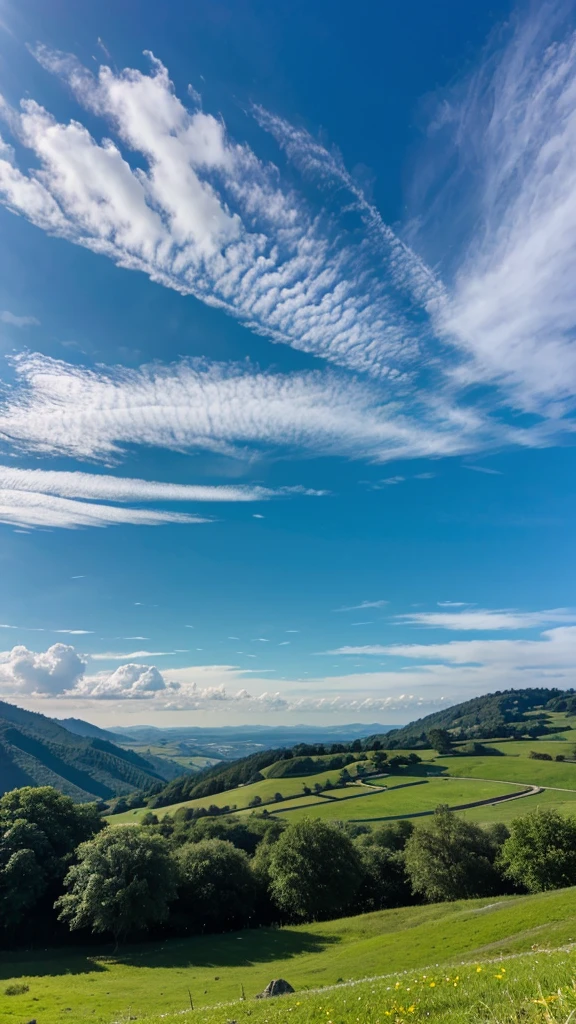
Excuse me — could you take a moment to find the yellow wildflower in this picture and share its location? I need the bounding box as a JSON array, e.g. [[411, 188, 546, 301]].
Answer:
[[430, 982, 436, 988]]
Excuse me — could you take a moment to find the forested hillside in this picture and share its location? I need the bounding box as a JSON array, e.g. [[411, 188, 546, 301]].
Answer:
[[0, 700, 179, 800], [371, 688, 572, 748]]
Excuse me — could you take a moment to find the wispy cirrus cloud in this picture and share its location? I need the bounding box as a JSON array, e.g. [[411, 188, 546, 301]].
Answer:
[[0, 488, 210, 530], [395, 608, 576, 631], [0, 25, 573, 466], [0, 464, 322, 502], [0, 352, 500, 464], [328, 626, 576, 692], [0, 462, 324, 530], [410, 3, 576, 416], [90, 650, 176, 660], [0, 310, 39, 327], [0, 47, 430, 383], [336, 599, 388, 612]]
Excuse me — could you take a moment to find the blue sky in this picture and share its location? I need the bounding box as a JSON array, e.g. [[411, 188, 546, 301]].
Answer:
[[0, 0, 575, 726]]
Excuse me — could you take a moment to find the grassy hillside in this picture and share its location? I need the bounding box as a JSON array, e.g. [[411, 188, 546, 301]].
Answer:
[[0, 700, 171, 801], [110, 713, 576, 826], [141, 950, 576, 1024], [2, 886, 576, 1024]]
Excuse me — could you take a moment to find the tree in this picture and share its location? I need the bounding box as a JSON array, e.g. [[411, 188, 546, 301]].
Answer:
[[354, 835, 413, 911], [369, 820, 414, 852], [0, 786, 104, 937], [427, 729, 453, 755], [0, 787, 103, 872], [498, 809, 576, 892], [268, 819, 362, 921], [0, 820, 50, 929], [56, 826, 176, 946], [176, 839, 256, 932], [403, 806, 505, 902]]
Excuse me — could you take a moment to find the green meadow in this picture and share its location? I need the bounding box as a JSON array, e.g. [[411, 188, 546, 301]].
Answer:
[[3, 887, 576, 1024]]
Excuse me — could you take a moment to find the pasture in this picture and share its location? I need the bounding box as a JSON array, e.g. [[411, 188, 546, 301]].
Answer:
[[2, 886, 576, 1024]]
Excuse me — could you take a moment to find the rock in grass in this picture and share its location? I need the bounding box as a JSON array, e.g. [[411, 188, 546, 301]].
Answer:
[[256, 979, 295, 998]]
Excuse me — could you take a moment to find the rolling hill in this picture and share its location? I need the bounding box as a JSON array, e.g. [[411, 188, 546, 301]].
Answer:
[[0, 700, 188, 801], [372, 687, 572, 748], [2, 885, 576, 1024], [54, 717, 126, 743]]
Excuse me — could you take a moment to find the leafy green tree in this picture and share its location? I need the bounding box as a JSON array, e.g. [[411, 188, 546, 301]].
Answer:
[[427, 729, 453, 755], [0, 786, 104, 936], [354, 841, 413, 911], [56, 826, 177, 946], [0, 820, 50, 929], [268, 819, 362, 921], [404, 806, 505, 902], [0, 787, 103, 872], [176, 839, 256, 932], [499, 809, 576, 892], [369, 820, 414, 852]]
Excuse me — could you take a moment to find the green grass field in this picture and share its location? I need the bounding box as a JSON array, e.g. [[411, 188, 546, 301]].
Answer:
[[266, 777, 525, 823], [110, 767, 352, 823], [108, 714, 576, 829], [439, 755, 576, 789], [3, 887, 576, 1024], [142, 949, 576, 1024]]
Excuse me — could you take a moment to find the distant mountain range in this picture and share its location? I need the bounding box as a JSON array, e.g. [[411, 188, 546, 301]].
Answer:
[[0, 702, 188, 801], [56, 717, 126, 743], [112, 722, 394, 758]]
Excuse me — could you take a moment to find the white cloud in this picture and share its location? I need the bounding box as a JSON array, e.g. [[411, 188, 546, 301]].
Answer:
[[4, 630, 576, 714], [75, 663, 169, 700], [0, 464, 321, 504], [0, 48, 431, 382], [329, 626, 576, 689], [90, 650, 174, 660], [411, 4, 576, 416], [463, 465, 502, 476], [336, 599, 388, 612], [0, 643, 86, 694], [0, 310, 39, 327], [0, 487, 209, 530], [0, 21, 574, 462], [395, 608, 576, 631], [0, 352, 498, 464], [53, 629, 93, 635]]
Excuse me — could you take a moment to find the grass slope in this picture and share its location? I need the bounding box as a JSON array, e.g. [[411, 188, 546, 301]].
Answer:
[[3, 888, 576, 1024], [267, 778, 525, 823], [144, 949, 576, 1024]]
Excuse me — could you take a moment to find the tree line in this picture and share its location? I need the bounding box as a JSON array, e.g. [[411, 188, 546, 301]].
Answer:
[[3, 785, 576, 949]]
